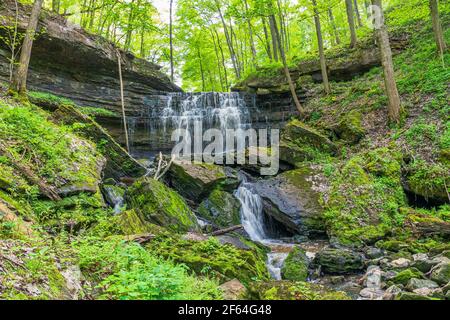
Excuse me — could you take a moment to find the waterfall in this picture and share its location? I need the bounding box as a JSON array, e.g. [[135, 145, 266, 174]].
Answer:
[[234, 177, 267, 242]]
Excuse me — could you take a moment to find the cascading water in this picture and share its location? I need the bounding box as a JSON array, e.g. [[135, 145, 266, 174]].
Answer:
[[234, 175, 291, 280]]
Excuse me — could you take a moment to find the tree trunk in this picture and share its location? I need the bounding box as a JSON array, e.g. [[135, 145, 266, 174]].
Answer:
[[270, 14, 304, 115], [328, 8, 341, 45], [312, 0, 331, 94], [345, 0, 358, 48], [215, 1, 240, 79], [214, 28, 229, 90], [262, 17, 273, 60], [372, 0, 401, 124], [169, 0, 175, 82], [354, 0, 363, 27], [116, 50, 131, 153], [197, 46, 206, 92], [210, 29, 225, 91], [429, 0, 447, 65], [10, 0, 44, 95], [244, 0, 257, 65], [124, 0, 136, 51], [269, 15, 279, 61]]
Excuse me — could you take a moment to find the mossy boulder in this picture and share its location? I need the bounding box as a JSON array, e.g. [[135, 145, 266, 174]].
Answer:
[[391, 268, 424, 285], [252, 166, 326, 236], [246, 281, 350, 300], [314, 247, 365, 274], [146, 234, 269, 284], [126, 178, 199, 233], [279, 120, 337, 166], [430, 262, 450, 285], [167, 160, 227, 202], [333, 110, 365, 144], [281, 247, 309, 281], [197, 189, 241, 228]]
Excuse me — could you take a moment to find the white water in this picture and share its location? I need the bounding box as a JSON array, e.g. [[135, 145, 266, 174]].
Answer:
[[234, 177, 291, 280]]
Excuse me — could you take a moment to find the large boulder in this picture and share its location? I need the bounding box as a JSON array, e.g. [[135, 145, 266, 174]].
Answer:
[[314, 247, 365, 274], [430, 262, 450, 285], [126, 178, 199, 233], [197, 189, 241, 228], [279, 120, 337, 167], [252, 166, 326, 236], [281, 247, 309, 281], [166, 160, 228, 202], [246, 281, 350, 300]]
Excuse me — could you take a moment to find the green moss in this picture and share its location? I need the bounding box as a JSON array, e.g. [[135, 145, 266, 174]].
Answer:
[[247, 281, 350, 300], [127, 178, 199, 233], [146, 233, 269, 284], [391, 268, 424, 285], [281, 247, 309, 281], [334, 109, 365, 143], [197, 189, 241, 228]]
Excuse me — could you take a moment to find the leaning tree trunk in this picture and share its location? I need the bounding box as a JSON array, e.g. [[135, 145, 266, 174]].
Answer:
[[372, 0, 401, 124], [429, 0, 447, 65], [345, 0, 358, 48], [10, 0, 44, 95], [312, 0, 331, 94], [270, 14, 304, 115]]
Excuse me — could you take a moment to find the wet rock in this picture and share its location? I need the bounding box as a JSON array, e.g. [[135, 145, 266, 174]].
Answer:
[[430, 262, 450, 285], [281, 247, 309, 282], [406, 278, 440, 291], [167, 160, 227, 202], [365, 247, 385, 260], [412, 287, 443, 299], [126, 178, 199, 233], [411, 253, 435, 273], [197, 189, 241, 228], [279, 120, 337, 166], [364, 265, 382, 289], [61, 265, 83, 300], [219, 279, 247, 300], [314, 247, 365, 275], [215, 235, 250, 250], [102, 183, 126, 214], [252, 166, 326, 236], [359, 287, 384, 300], [383, 285, 403, 300]]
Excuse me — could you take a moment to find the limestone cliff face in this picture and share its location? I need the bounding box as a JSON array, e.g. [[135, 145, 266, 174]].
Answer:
[[0, 0, 181, 116]]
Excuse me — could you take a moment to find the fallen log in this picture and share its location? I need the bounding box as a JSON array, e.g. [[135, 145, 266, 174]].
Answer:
[[209, 225, 243, 236]]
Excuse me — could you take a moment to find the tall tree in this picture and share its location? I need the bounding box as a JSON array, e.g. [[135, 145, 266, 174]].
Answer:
[[429, 0, 447, 65], [353, 0, 363, 27], [270, 13, 304, 115], [10, 0, 44, 95], [243, 0, 257, 65], [328, 8, 341, 45], [52, 0, 60, 14], [372, 0, 401, 124], [169, 0, 175, 82], [345, 0, 358, 48], [312, 0, 330, 94]]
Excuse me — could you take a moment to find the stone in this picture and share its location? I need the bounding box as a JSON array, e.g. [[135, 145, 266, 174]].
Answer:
[[412, 287, 443, 298], [364, 265, 382, 289], [314, 247, 365, 275], [279, 120, 337, 166], [246, 281, 350, 300], [430, 262, 450, 285], [126, 178, 199, 233], [365, 247, 385, 259], [406, 278, 440, 291], [395, 292, 435, 300], [411, 253, 435, 273], [61, 265, 83, 300], [219, 279, 247, 300], [383, 285, 403, 300], [359, 287, 384, 300], [167, 160, 227, 202], [215, 235, 251, 250], [332, 110, 365, 144], [197, 189, 241, 228], [252, 166, 326, 236], [390, 258, 411, 269], [281, 247, 309, 282], [391, 268, 424, 285]]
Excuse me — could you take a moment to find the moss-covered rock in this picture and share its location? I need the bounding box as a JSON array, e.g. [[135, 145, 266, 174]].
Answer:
[[167, 160, 227, 202], [281, 247, 309, 281], [430, 262, 450, 285], [314, 247, 365, 274], [391, 268, 424, 285], [127, 178, 199, 233], [333, 110, 365, 144], [246, 281, 350, 300], [146, 233, 269, 284], [197, 189, 241, 228], [279, 120, 337, 166]]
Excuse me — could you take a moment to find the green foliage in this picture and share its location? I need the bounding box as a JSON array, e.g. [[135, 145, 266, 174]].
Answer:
[[76, 237, 222, 300]]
